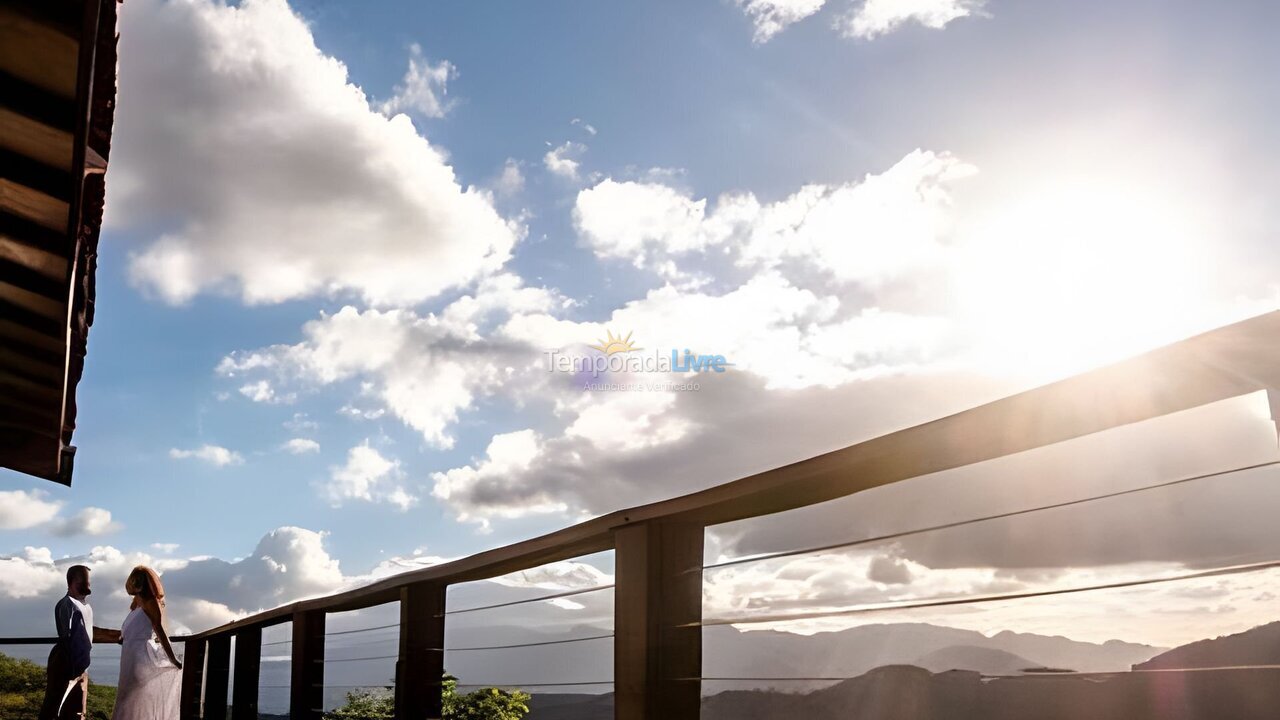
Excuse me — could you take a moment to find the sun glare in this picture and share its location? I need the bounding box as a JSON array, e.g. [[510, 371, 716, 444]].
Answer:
[[955, 181, 1212, 380]]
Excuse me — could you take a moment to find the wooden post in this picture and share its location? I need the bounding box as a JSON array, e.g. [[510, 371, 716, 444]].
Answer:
[[290, 610, 326, 720], [203, 634, 232, 720], [231, 626, 261, 720], [179, 639, 207, 720], [614, 521, 703, 720], [395, 583, 447, 720]]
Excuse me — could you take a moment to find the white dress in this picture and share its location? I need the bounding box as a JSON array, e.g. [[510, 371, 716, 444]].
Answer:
[[113, 607, 182, 719]]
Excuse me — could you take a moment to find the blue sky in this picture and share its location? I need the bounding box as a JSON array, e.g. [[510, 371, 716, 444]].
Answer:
[[4, 0, 1280, 651]]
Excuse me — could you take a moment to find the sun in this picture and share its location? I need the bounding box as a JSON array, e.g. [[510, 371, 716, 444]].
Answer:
[[953, 181, 1214, 381], [590, 329, 641, 355]]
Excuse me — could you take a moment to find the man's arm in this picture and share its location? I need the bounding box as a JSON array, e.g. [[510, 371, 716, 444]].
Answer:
[[92, 626, 121, 644], [66, 610, 91, 678]]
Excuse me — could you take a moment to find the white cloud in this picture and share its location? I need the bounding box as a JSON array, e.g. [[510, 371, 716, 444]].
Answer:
[[323, 443, 415, 510], [0, 490, 63, 530], [574, 179, 718, 264], [570, 117, 598, 136], [378, 43, 456, 118], [544, 141, 586, 180], [110, 0, 519, 306], [219, 275, 561, 448], [152, 543, 181, 554], [239, 379, 294, 404], [839, 0, 985, 39], [574, 149, 975, 286], [736, 0, 828, 42], [432, 429, 562, 528], [48, 508, 123, 538], [494, 158, 525, 197], [281, 438, 321, 454], [563, 391, 693, 452], [170, 444, 245, 467]]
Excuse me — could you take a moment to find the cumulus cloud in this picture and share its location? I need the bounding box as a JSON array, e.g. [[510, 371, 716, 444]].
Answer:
[[574, 149, 975, 285], [544, 141, 587, 180], [0, 490, 63, 530], [736, 0, 827, 42], [323, 443, 416, 510], [281, 438, 321, 454], [431, 429, 564, 528], [109, 0, 518, 306], [378, 43, 456, 118], [218, 274, 562, 448], [170, 444, 244, 467], [839, 0, 986, 39], [48, 508, 123, 538]]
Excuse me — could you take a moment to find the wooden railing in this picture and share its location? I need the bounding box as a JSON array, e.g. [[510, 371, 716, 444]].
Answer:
[[8, 310, 1280, 719]]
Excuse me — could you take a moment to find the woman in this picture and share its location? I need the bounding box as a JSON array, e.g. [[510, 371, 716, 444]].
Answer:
[[113, 566, 182, 719]]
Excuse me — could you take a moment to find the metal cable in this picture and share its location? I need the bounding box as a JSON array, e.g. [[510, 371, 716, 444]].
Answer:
[[322, 654, 398, 664], [450, 676, 614, 681], [325, 622, 398, 637], [690, 665, 1280, 682], [703, 459, 1280, 572], [444, 633, 615, 652], [694, 558, 1280, 627], [443, 584, 615, 616]]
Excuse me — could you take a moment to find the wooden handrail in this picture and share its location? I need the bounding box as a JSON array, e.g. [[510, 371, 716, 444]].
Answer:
[[185, 309, 1280, 641]]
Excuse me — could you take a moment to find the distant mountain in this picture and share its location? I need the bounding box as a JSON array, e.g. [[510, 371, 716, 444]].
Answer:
[[915, 645, 1037, 675], [1134, 620, 1280, 671], [700, 663, 1280, 720], [527, 693, 614, 720], [704, 622, 1162, 680]]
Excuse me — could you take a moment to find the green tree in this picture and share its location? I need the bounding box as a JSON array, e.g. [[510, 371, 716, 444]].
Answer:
[[323, 675, 530, 720], [0, 651, 116, 720]]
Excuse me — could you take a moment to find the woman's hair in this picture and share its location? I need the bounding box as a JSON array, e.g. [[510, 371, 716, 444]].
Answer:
[[125, 565, 166, 608]]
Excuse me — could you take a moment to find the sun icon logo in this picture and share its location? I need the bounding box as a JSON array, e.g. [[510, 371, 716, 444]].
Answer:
[[590, 329, 641, 355]]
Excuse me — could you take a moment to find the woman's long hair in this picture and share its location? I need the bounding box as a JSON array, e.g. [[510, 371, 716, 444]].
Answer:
[[125, 565, 166, 609]]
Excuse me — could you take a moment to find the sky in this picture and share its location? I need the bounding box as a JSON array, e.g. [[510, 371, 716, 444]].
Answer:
[[5, 0, 1280, 682]]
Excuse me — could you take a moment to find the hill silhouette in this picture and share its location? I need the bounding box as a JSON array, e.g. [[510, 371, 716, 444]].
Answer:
[[1134, 620, 1280, 671]]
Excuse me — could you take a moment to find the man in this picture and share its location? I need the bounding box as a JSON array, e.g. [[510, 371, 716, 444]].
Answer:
[[40, 565, 121, 720]]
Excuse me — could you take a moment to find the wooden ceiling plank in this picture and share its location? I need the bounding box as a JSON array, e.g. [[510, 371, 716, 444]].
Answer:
[[0, 346, 61, 386], [0, 234, 66, 280], [0, 107, 74, 170], [0, 280, 64, 320], [0, 295, 62, 337], [0, 7, 80, 99], [0, 178, 70, 231], [0, 317, 63, 354]]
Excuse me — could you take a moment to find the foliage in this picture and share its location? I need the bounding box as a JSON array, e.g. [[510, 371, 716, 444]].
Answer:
[[0, 651, 116, 720], [323, 675, 530, 720]]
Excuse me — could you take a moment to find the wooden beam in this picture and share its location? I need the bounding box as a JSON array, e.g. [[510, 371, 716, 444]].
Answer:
[[203, 634, 231, 720], [180, 639, 207, 720], [614, 522, 702, 720], [230, 627, 261, 720], [290, 611, 325, 720], [395, 584, 445, 720]]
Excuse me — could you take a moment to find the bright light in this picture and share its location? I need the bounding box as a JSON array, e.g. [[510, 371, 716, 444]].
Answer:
[[954, 181, 1211, 380]]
